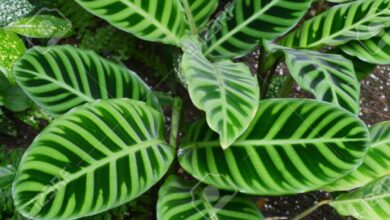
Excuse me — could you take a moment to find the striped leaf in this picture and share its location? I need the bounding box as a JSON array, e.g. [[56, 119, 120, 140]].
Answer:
[[330, 175, 390, 219], [178, 99, 370, 195], [157, 176, 264, 220], [75, 0, 186, 46], [341, 27, 390, 65], [181, 37, 259, 149], [13, 99, 174, 220], [14, 45, 159, 117], [180, 0, 218, 33], [280, 0, 390, 48], [203, 0, 313, 59], [281, 47, 360, 114], [324, 121, 390, 191]]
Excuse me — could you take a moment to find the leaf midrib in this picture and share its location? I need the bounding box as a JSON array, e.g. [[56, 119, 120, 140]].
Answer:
[[371, 139, 390, 148], [182, 138, 369, 149], [331, 192, 390, 205], [118, 0, 181, 44], [204, 0, 279, 55], [18, 139, 165, 210]]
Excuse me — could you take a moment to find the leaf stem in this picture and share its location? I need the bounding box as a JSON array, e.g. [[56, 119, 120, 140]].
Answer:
[[292, 200, 330, 220], [257, 46, 282, 99], [278, 74, 294, 98], [169, 97, 183, 147], [181, 0, 197, 35]]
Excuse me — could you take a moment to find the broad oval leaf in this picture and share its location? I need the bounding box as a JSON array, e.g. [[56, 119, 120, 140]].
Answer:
[[281, 47, 360, 114], [157, 175, 264, 220], [280, 0, 390, 48], [181, 37, 259, 149], [330, 175, 390, 219], [5, 15, 72, 38], [13, 99, 175, 220], [13, 45, 159, 117], [181, 0, 218, 33], [341, 27, 390, 65], [75, 0, 186, 46], [0, 0, 34, 26], [204, 0, 313, 59], [178, 99, 370, 195], [0, 29, 26, 73], [324, 121, 390, 191]]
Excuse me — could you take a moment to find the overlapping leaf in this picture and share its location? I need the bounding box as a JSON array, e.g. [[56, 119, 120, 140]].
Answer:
[[281, 47, 360, 114], [75, 0, 186, 46], [13, 46, 159, 116], [13, 99, 175, 220], [178, 99, 370, 195], [157, 176, 264, 220], [0, 29, 26, 73], [324, 121, 390, 191], [204, 0, 313, 59], [341, 27, 390, 65], [181, 37, 259, 149], [181, 0, 218, 33], [280, 0, 390, 48], [330, 175, 390, 219]]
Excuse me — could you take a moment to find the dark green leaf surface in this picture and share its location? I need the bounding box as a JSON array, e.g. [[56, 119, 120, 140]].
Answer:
[[13, 99, 174, 219], [179, 99, 370, 195], [75, 0, 186, 46], [204, 0, 313, 59], [157, 176, 264, 220], [14, 46, 159, 117], [280, 0, 390, 48], [324, 121, 390, 191]]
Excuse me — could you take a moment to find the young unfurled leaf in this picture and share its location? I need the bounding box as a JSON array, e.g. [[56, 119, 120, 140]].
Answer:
[[181, 37, 259, 149]]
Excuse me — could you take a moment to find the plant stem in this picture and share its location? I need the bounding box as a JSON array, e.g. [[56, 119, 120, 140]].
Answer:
[[169, 97, 183, 148], [292, 200, 330, 220], [278, 75, 294, 98], [181, 0, 197, 35], [258, 46, 281, 99]]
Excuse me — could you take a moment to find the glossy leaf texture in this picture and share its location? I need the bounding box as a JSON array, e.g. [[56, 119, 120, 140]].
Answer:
[[324, 121, 390, 191], [203, 0, 313, 59], [280, 0, 390, 48], [181, 37, 259, 149], [178, 99, 370, 195], [330, 175, 390, 219], [181, 0, 218, 33], [75, 0, 186, 46], [5, 15, 73, 38], [341, 27, 390, 65], [13, 46, 159, 117], [0, 29, 26, 73], [13, 99, 175, 220], [157, 176, 264, 220], [281, 47, 360, 114]]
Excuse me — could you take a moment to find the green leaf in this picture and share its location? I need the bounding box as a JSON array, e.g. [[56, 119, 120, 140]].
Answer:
[[280, 0, 390, 48], [281, 47, 360, 114], [14, 45, 160, 117], [75, 0, 186, 46], [330, 175, 390, 219], [181, 37, 259, 149], [157, 175, 264, 220], [13, 99, 175, 219], [0, 0, 34, 26], [324, 121, 390, 191], [0, 29, 26, 73], [0, 166, 15, 189], [5, 15, 72, 38], [341, 27, 390, 65], [181, 0, 218, 33], [178, 99, 370, 195], [2, 83, 32, 112], [204, 0, 313, 59]]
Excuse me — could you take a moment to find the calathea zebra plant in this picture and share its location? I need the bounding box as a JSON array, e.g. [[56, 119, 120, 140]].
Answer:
[[8, 0, 390, 219]]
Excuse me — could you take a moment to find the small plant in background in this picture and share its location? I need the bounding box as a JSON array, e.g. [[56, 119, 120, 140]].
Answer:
[[0, 0, 389, 220]]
